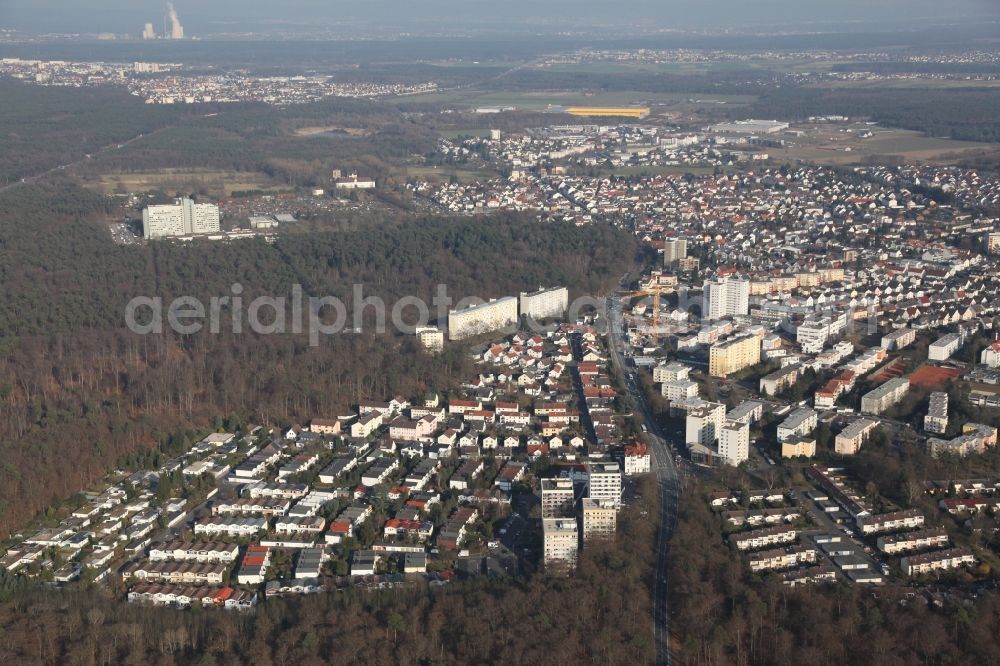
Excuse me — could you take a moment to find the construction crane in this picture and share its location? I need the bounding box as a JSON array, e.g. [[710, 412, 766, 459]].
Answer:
[[621, 272, 673, 340]]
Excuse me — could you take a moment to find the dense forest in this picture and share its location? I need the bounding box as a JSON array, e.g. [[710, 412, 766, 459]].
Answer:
[[0, 182, 637, 537], [0, 80, 442, 188], [0, 475, 658, 665], [87, 99, 440, 184], [0, 80, 189, 183]]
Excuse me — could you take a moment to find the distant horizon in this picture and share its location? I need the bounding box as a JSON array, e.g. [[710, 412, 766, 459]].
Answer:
[[1, 0, 999, 37]]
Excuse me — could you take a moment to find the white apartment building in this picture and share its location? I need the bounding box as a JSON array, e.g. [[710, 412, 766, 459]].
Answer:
[[928, 332, 962, 361], [142, 197, 221, 239], [519, 286, 568, 320], [661, 379, 700, 401], [981, 341, 1000, 368], [777, 408, 817, 442], [415, 326, 444, 353], [540, 478, 576, 518], [702, 277, 750, 320], [861, 378, 910, 415], [448, 297, 519, 341], [586, 462, 622, 508], [350, 412, 383, 439], [928, 423, 998, 458], [924, 392, 949, 435], [796, 317, 833, 353], [727, 400, 763, 425], [718, 420, 750, 466], [988, 231, 1000, 255], [653, 361, 690, 383], [881, 327, 916, 351], [662, 238, 687, 266], [835, 418, 879, 455], [334, 175, 376, 189], [581, 498, 617, 542], [542, 518, 579, 569], [686, 403, 726, 448]]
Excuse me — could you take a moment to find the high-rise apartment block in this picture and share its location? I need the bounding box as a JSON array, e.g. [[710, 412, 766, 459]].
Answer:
[[581, 498, 617, 542], [519, 286, 569, 321], [142, 198, 221, 239], [663, 238, 687, 266], [924, 392, 948, 435], [703, 276, 750, 320], [540, 478, 575, 518], [987, 231, 1000, 255], [709, 334, 761, 377], [586, 462, 622, 509], [718, 420, 750, 466], [542, 518, 579, 570], [685, 403, 727, 448], [447, 297, 519, 341]]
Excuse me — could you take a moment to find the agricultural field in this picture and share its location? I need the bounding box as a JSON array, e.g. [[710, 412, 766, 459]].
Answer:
[[809, 78, 1000, 90], [292, 126, 373, 138], [79, 169, 283, 198], [406, 88, 748, 111], [769, 127, 995, 166]]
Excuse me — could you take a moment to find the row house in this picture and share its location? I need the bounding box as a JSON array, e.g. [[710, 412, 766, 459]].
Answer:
[[748, 545, 818, 573], [127, 584, 256, 610], [213, 498, 290, 518], [194, 517, 267, 538], [437, 507, 479, 550], [449, 459, 485, 490], [125, 561, 227, 585], [876, 528, 949, 555], [901, 548, 975, 577], [361, 458, 399, 487], [149, 541, 240, 564], [274, 515, 326, 537], [857, 509, 925, 535], [939, 497, 1000, 515], [729, 526, 798, 551]]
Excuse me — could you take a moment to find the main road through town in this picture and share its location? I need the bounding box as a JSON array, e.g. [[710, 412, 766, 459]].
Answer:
[[605, 291, 679, 666]]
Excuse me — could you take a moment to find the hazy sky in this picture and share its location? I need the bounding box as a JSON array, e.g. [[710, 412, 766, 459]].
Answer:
[[2, 0, 999, 34]]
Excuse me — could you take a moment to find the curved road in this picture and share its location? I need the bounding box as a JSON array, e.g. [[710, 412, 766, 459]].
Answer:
[[605, 292, 679, 666]]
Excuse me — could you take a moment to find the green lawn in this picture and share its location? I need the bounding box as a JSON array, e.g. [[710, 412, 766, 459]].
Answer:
[[397, 165, 498, 183]]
